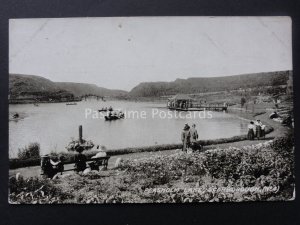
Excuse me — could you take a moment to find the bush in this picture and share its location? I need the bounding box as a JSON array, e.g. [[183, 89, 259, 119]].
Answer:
[[17, 142, 40, 160], [9, 175, 73, 204], [118, 137, 294, 202], [271, 132, 294, 154], [9, 136, 294, 203]]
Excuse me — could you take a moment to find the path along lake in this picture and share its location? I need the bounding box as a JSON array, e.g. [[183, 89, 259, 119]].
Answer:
[[9, 100, 249, 158]]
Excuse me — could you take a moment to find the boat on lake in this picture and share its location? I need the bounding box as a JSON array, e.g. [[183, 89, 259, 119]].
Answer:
[[104, 109, 124, 121], [66, 102, 77, 105], [99, 106, 113, 112], [98, 108, 108, 112]]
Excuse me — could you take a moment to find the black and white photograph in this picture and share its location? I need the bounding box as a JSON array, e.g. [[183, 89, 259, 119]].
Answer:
[[8, 16, 295, 204]]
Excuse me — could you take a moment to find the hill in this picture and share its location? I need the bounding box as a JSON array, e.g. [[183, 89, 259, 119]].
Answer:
[[9, 74, 128, 103], [56, 82, 127, 97], [129, 71, 291, 97], [9, 74, 61, 95], [9, 74, 74, 102]]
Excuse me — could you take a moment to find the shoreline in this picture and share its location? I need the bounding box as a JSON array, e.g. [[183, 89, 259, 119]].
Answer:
[[9, 107, 277, 170], [8, 96, 168, 104], [10, 101, 292, 174]]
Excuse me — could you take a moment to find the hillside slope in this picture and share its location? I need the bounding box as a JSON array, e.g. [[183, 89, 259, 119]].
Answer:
[[9, 74, 73, 101], [9, 74, 128, 102], [9, 74, 61, 95], [129, 71, 291, 97], [56, 82, 127, 97]]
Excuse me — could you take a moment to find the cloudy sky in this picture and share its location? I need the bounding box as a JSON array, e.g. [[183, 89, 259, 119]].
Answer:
[[9, 17, 292, 91]]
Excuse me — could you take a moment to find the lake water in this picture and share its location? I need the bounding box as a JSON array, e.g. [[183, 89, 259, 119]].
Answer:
[[9, 100, 249, 158]]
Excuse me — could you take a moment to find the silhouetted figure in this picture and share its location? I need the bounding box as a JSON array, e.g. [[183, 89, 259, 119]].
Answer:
[[181, 123, 191, 152], [74, 147, 87, 172], [248, 121, 255, 140]]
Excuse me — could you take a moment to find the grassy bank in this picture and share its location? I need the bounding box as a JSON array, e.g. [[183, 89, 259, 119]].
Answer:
[[9, 135, 294, 204]]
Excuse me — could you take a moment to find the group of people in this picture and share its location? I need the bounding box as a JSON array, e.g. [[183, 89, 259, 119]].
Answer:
[[181, 119, 267, 153], [181, 123, 202, 152], [41, 155, 64, 178], [106, 110, 125, 120], [99, 106, 114, 112], [41, 147, 108, 178], [247, 119, 266, 140]]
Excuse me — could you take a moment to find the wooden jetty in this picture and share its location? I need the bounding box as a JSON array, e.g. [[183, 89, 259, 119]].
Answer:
[[167, 94, 228, 111]]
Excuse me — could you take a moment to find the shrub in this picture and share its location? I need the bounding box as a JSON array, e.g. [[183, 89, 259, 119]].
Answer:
[[17, 142, 40, 160], [9, 175, 73, 204], [118, 137, 294, 202], [9, 136, 294, 203], [271, 132, 294, 154]]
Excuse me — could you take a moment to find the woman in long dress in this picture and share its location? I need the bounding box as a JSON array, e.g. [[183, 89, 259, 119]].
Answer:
[[255, 119, 263, 139], [248, 121, 255, 140], [181, 124, 191, 152], [261, 124, 266, 139]]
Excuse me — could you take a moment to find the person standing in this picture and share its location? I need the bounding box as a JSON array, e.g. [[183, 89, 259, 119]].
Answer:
[[181, 123, 191, 152], [261, 124, 266, 139], [190, 124, 199, 143], [190, 124, 200, 151], [255, 119, 263, 139], [248, 121, 255, 140]]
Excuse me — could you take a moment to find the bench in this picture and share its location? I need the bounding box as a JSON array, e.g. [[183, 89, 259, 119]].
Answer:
[[89, 156, 111, 170]]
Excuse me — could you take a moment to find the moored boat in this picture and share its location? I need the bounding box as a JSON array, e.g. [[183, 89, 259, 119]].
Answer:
[[98, 108, 108, 112]]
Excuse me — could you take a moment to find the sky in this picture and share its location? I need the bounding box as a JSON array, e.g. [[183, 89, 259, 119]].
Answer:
[[9, 17, 292, 91]]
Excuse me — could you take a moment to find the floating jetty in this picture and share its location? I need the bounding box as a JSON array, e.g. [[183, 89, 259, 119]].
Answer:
[[167, 94, 227, 111]]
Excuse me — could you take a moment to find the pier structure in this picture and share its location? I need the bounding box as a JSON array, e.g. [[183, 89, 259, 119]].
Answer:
[[167, 94, 228, 111]]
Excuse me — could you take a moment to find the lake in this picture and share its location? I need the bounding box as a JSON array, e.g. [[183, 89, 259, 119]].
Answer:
[[9, 100, 249, 158]]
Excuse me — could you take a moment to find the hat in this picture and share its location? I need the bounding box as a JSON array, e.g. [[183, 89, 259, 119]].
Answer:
[[91, 151, 107, 159], [184, 123, 190, 130]]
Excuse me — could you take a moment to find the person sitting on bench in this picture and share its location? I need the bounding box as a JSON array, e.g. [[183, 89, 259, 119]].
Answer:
[[41, 155, 64, 178], [74, 146, 87, 172]]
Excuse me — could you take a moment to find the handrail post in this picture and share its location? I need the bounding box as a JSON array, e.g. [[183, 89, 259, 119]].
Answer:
[[79, 125, 83, 144]]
